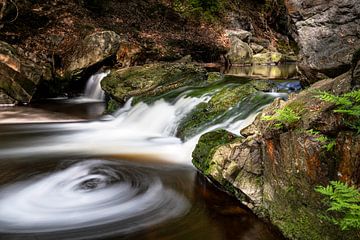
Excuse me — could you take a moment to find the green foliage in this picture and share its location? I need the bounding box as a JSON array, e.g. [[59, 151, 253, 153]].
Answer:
[[306, 129, 321, 136], [172, 0, 225, 22], [318, 90, 360, 116], [262, 106, 301, 129], [323, 140, 336, 152], [315, 181, 360, 231], [318, 90, 360, 133], [306, 129, 336, 151]]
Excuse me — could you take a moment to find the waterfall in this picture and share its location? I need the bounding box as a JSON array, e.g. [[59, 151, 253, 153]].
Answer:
[[83, 71, 109, 101], [0, 83, 288, 165]]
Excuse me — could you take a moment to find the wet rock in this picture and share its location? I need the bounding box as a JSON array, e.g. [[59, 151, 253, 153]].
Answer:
[[286, 0, 360, 82], [0, 41, 50, 103], [63, 31, 121, 76], [101, 63, 207, 105], [226, 36, 253, 65]]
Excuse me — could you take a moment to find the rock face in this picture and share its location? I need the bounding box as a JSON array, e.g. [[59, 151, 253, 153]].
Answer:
[[286, 0, 360, 83], [101, 63, 207, 106], [0, 41, 50, 103], [63, 31, 121, 76], [192, 70, 360, 240]]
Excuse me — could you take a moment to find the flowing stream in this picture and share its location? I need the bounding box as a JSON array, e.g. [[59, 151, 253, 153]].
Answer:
[[0, 70, 298, 240], [83, 71, 108, 101]]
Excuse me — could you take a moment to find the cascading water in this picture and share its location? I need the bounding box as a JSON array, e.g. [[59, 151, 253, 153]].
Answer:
[[0, 77, 295, 240], [83, 71, 109, 101]]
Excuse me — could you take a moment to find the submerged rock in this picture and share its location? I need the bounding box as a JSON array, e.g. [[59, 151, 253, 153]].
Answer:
[[286, 0, 360, 83], [0, 41, 51, 104], [101, 63, 207, 107], [192, 69, 360, 239]]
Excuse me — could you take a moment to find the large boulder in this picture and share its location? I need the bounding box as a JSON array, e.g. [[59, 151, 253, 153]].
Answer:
[[192, 71, 360, 239], [63, 31, 121, 77], [225, 36, 253, 65], [101, 63, 208, 106], [286, 0, 360, 83], [0, 41, 51, 104]]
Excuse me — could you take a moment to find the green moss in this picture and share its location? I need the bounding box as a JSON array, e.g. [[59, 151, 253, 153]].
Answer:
[[105, 98, 121, 114], [177, 83, 259, 139], [192, 130, 238, 174], [266, 185, 358, 240], [172, 0, 225, 23], [101, 63, 208, 103], [207, 72, 223, 83]]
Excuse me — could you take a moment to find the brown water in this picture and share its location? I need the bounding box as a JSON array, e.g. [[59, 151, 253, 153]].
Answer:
[[0, 71, 294, 240], [0, 105, 284, 240]]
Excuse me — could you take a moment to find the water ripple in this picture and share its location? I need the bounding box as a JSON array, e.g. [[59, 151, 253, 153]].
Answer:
[[0, 160, 190, 237]]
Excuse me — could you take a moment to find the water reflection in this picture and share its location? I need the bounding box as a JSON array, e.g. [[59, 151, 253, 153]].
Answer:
[[226, 64, 297, 80]]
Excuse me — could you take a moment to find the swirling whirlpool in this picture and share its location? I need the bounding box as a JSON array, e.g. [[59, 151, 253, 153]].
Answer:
[[0, 160, 190, 238]]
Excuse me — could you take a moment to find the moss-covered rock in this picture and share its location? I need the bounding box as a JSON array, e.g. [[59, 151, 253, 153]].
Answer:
[[192, 129, 239, 175], [192, 70, 360, 240], [101, 63, 208, 107], [177, 80, 275, 139]]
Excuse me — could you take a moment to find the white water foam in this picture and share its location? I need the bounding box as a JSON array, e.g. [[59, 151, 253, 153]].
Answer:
[[0, 160, 189, 235], [0, 91, 280, 164]]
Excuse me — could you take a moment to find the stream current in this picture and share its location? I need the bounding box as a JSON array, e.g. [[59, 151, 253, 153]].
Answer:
[[0, 66, 298, 240]]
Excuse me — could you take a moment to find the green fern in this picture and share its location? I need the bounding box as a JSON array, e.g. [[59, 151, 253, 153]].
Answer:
[[262, 106, 301, 129], [307, 129, 336, 151], [318, 91, 352, 106], [318, 90, 360, 132], [315, 181, 360, 231]]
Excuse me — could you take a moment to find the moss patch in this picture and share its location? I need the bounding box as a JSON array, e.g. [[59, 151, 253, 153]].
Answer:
[[192, 130, 238, 174], [101, 63, 208, 104], [177, 81, 275, 139]]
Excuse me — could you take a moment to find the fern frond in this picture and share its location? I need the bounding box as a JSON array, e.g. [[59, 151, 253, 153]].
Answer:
[[344, 90, 360, 103], [315, 181, 360, 231]]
